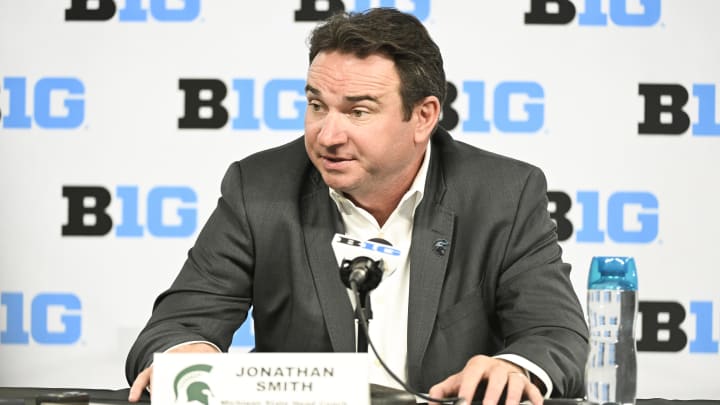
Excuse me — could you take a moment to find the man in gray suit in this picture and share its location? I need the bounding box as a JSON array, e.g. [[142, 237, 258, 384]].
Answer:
[[127, 8, 588, 404]]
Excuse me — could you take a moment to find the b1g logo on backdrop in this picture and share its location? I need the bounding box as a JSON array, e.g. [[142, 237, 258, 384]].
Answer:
[[639, 300, 720, 354], [65, 0, 201, 22], [0, 292, 82, 345], [1, 77, 85, 129], [639, 83, 720, 136], [525, 0, 661, 26], [548, 190, 659, 243], [178, 78, 306, 131], [441, 81, 545, 133], [295, 0, 430, 22], [177, 78, 545, 134], [62, 185, 198, 237]]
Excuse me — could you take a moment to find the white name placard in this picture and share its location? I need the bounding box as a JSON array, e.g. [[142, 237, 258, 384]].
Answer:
[[152, 352, 370, 405]]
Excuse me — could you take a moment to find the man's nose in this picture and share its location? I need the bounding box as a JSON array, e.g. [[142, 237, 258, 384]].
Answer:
[[317, 112, 348, 147]]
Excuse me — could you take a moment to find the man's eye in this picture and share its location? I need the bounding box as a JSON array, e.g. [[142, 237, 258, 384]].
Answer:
[[351, 109, 368, 117]]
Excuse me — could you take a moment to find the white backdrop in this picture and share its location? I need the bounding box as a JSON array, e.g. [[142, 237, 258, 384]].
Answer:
[[1, 0, 719, 399]]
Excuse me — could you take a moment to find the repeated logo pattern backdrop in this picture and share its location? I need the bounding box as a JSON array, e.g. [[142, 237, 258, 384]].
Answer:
[[1, 1, 719, 398]]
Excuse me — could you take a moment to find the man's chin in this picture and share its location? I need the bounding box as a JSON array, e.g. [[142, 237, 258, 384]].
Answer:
[[321, 176, 356, 194], [326, 182, 352, 194]]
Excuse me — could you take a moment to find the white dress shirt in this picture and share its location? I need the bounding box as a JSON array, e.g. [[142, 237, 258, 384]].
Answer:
[[329, 142, 430, 390]]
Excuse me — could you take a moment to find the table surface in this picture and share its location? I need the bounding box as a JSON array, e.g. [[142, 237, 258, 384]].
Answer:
[[0, 387, 717, 405]]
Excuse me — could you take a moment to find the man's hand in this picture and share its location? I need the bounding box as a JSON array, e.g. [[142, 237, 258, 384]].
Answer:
[[128, 342, 220, 402], [428, 355, 544, 405]]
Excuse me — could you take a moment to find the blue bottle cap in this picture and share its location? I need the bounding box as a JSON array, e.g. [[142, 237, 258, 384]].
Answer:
[[588, 256, 638, 291]]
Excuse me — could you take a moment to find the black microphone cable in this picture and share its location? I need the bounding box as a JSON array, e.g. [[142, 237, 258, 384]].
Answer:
[[349, 280, 461, 404]]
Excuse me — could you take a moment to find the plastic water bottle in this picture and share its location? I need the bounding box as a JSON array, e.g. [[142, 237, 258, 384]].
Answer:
[[585, 256, 638, 405]]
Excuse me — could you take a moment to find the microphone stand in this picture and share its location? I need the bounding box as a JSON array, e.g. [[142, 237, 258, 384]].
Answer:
[[355, 291, 372, 352]]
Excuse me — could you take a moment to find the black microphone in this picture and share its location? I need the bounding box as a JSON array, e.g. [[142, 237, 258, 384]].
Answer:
[[333, 234, 399, 293], [331, 234, 460, 404], [339, 255, 384, 293]]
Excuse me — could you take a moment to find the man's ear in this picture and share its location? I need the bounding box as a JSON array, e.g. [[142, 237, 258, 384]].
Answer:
[[413, 95, 441, 143]]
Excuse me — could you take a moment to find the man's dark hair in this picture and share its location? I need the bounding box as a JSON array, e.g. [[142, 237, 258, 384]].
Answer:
[[308, 8, 446, 121]]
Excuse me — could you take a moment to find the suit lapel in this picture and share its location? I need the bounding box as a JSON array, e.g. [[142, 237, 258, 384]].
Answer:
[[301, 171, 356, 352], [407, 140, 455, 386]]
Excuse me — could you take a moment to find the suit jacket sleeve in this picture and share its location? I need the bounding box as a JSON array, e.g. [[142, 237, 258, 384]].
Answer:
[[125, 162, 254, 383], [493, 166, 588, 397]]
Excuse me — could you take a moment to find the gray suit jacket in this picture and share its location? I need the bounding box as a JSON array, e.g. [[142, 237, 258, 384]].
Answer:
[[126, 128, 589, 397]]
